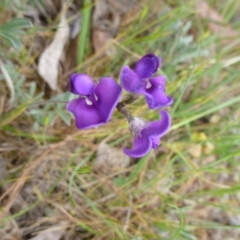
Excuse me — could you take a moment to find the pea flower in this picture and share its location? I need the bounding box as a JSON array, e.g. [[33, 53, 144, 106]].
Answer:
[[120, 53, 173, 109], [124, 110, 171, 158], [67, 73, 122, 129]]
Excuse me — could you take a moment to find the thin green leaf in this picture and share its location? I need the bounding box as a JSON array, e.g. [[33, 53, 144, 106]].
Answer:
[[0, 18, 32, 33], [0, 31, 22, 50], [77, 0, 91, 69], [0, 101, 31, 127]]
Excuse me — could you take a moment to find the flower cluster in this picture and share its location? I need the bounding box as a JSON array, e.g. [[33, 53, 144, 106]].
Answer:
[[67, 74, 122, 129], [67, 53, 173, 158], [120, 53, 173, 109]]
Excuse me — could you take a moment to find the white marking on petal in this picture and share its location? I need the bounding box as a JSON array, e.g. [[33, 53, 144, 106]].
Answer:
[[85, 98, 93, 105], [145, 81, 152, 89], [94, 94, 98, 101]]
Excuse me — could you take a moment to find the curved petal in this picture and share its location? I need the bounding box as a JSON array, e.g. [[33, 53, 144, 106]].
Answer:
[[134, 53, 160, 79], [69, 74, 95, 95], [120, 66, 141, 92], [66, 98, 105, 129], [150, 75, 166, 88], [124, 133, 152, 158], [144, 76, 173, 109], [151, 137, 160, 149], [143, 110, 171, 137], [93, 77, 122, 122]]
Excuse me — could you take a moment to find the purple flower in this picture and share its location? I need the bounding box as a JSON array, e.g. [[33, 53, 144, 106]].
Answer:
[[67, 74, 122, 129], [124, 110, 171, 158], [120, 53, 173, 109]]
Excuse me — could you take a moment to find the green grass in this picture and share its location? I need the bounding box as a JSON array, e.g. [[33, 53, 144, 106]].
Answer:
[[77, 0, 92, 69], [0, 0, 240, 239]]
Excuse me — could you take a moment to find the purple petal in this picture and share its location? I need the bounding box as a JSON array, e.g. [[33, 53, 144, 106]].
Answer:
[[66, 98, 106, 129], [69, 74, 95, 95], [134, 53, 160, 79], [120, 66, 141, 92], [143, 110, 171, 137], [151, 137, 160, 149], [124, 133, 152, 158], [93, 77, 122, 122], [144, 76, 173, 109]]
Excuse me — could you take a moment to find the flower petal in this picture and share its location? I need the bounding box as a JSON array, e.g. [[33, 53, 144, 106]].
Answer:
[[144, 76, 173, 109], [134, 53, 160, 79], [120, 66, 141, 92], [93, 77, 122, 122], [124, 133, 152, 158], [69, 74, 95, 95], [143, 110, 171, 137], [66, 98, 105, 129], [151, 137, 160, 149]]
